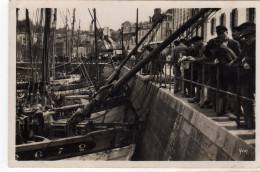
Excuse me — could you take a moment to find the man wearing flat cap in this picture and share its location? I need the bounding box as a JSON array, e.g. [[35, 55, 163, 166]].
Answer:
[[215, 25, 241, 55], [203, 25, 241, 116], [231, 22, 255, 129]]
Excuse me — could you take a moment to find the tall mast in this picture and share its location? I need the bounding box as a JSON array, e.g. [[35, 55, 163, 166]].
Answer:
[[93, 8, 99, 83], [42, 8, 52, 106], [16, 8, 19, 61], [36, 8, 44, 78], [85, 30, 88, 57], [121, 25, 124, 54], [16, 8, 19, 28], [25, 9, 34, 104], [136, 8, 138, 46], [35, 8, 44, 104], [65, 12, 68, 56], [52, 8, 57, 79], [77, 20, 80, 59], [25, 9, 33, 77], [70, 8, 76, 61]]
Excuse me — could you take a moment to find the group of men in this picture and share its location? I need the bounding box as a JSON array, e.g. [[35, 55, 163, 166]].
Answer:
[[170, 23, 255, 129]]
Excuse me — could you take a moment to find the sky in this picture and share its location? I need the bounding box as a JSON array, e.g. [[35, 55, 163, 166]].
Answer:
[[17, 1, 175, 31]]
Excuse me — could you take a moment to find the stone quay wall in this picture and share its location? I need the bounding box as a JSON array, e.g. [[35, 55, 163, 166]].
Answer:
[[121, 67, 255, 161]]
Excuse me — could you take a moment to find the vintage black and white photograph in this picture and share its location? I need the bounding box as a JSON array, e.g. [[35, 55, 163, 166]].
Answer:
[[9, 0, 258, 167]]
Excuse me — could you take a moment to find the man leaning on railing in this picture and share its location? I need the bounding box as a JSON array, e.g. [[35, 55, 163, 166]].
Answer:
[[204, 25, 241, 116], [170, 39, 189, 94], [230, 22, 256, 129], [186, 36, 207, 104]]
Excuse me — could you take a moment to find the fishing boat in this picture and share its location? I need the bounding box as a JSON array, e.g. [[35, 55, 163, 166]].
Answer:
[[15, 8, 140, 161]]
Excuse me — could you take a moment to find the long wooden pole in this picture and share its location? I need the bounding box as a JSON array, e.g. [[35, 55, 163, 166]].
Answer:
[[42, 8, 52, 106], [70, 8, 76, 60], [121, 26, 124, 53], [35, 8, 44, 104], [25, 9, 32, 79], [25, 9, 34, 104], [94, 8, 99, 83], [136, 8, 138, 46], [65, 14, 68, 56], [77, 20, 80, 59], [52, 8, 57, 79], [16, 8, 19, 61]]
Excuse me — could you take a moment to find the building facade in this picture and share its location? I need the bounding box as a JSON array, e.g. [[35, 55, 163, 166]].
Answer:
[[121, 21, 137, 50], [170, 8, 255, 42], [205, 8, 255, 41]]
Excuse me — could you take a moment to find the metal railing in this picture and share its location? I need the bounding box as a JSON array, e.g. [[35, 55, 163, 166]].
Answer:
[[125, 58, 255, 128]]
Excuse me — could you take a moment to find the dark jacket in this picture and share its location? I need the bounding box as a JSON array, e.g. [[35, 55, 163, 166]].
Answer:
[[227, 38, 241, 56], [243, 41, 255, 72], [205, 38, 241, 61]]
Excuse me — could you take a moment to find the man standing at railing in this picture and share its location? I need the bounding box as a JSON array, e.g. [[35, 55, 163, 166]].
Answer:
[[214, 39, 238, 117], [204, 25, 240, 116], [230, 23, 255, 129], [171, 39, 189, 94], [187, 36, 206, 104]]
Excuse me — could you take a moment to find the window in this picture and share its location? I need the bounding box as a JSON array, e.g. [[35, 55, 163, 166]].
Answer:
[[230, 8, 238, 30], [211, 18, 216, 35], [220, 13, 226, 26]]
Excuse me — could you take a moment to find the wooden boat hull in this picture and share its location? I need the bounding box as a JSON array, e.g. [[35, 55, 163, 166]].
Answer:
[[62, 144, 136, 161], [16, 127, 134, 160]]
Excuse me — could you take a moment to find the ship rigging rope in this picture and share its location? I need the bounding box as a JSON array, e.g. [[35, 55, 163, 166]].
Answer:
[[88, 9, 109, 52], [46, 89, 59, 107], [23, 9, 35, 105], [87, 108, 112, 122], [35, 9, 44, 86], [67, 9, 72, 28], [67, 59, 95, 88], [74, 30, 90, 84], [72, 44, 88, 84], [96, 17, 112, 51], [77, 57, 95, 88], [76, 58, 89, 84]]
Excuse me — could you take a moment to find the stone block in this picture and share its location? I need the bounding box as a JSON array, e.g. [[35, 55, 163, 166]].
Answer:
[[181, 120, 192, 136]]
